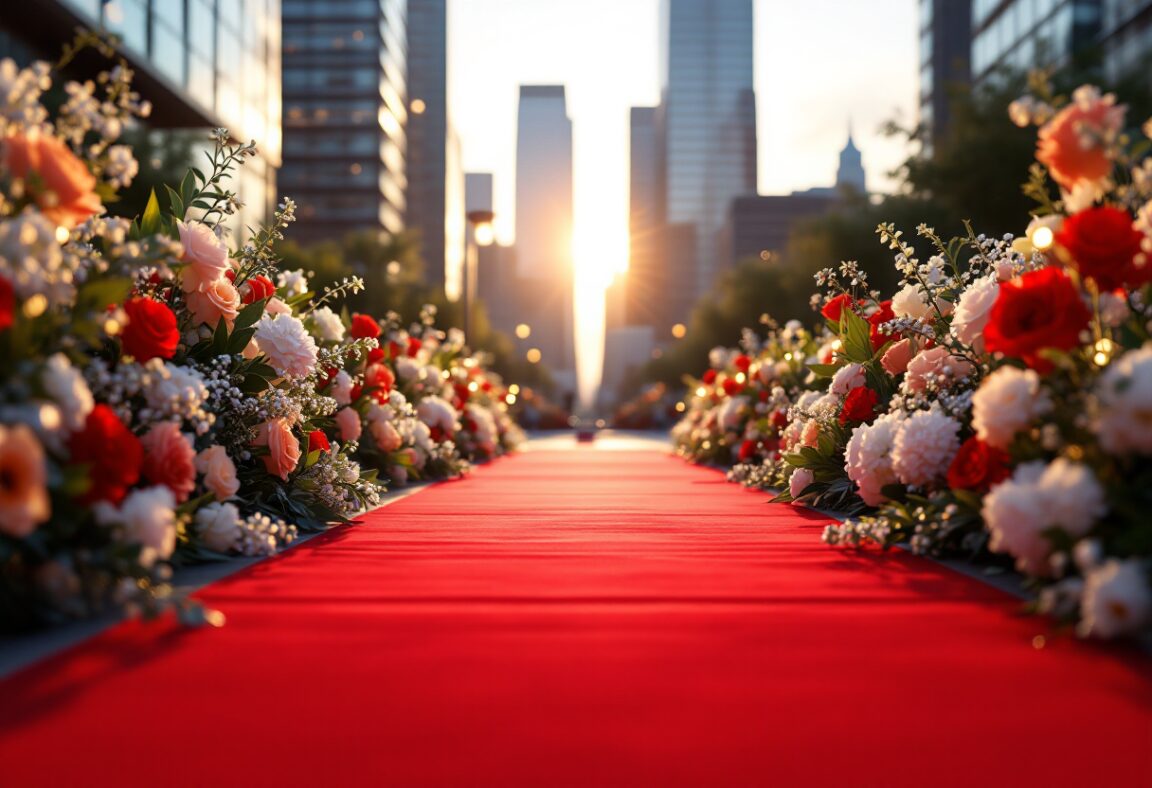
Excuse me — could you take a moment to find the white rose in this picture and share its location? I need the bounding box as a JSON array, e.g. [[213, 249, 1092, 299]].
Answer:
[[97, 486, 177, 567], [195, 501, 243, 553], [891, 284, 931, 320], [950, 274, 1000, 351], [829, 363, 866, 397], [330, 370, 353, 406], [789, 467, 814, 501]]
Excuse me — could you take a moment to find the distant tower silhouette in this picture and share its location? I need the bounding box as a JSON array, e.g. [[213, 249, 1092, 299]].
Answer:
[[836, 122, 867, 194]]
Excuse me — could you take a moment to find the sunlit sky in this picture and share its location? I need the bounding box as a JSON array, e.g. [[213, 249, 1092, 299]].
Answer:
[[448, 0, 919, 404]]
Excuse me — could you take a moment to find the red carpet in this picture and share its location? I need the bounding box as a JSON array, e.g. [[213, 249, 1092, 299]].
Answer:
[[0, 447, 1149, 786]]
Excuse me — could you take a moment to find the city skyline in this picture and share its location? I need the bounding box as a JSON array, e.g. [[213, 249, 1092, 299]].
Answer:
[[449, 0, 917, 403]]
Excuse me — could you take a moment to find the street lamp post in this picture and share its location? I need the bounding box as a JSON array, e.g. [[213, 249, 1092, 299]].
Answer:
[[464, 209, 495, 344]]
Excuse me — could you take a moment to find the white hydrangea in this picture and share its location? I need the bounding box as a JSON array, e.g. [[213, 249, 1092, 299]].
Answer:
[[1078, 559, 1152, 638], [950, 274, 1000, 351], [41, 353, 93, 432], [0, 211, 72, 305], [972, 366, 1051, 450], [1093, 346, 1152, 455], [330, 370, 353, 406], [254, 314, 318, 379], [276, 268, 309, 297], [465, 402, 498, 451], [311, 306, 346, 342], [983, 459, 1106, 576], [891, 408, 961, 487], [143, 360, 208, 419], [708, 346, 732, 369], [845, 412, 903, 506], [829, 363, 866, 397], [416, 395, 458, 433], [396, 356, 422, 382]]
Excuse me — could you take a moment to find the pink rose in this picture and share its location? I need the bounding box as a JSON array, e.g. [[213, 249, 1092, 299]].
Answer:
[[177, 220, 230, 293], [253, 418, 301, 481], [0, 424, 51, 538], [335, 407, 362, 443], [905, 347, 974, 393], [371, 418, 402, 452], [881, 338, 914, 375], [4, 130, 102, 228], [140, 422, 197, 503], [801, 420, 820, 448], [195, 445, 240, 500], [186, 277, 241, 328]]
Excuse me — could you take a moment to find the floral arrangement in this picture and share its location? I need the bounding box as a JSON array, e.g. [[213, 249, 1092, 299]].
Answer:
[[0, 48, 520, 629], [669, 81, 1152, 640]]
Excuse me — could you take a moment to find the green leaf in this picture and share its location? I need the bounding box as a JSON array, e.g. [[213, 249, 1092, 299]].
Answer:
[[75, 276, 133, 314], [841, 309, 874, 363], [807, 363, 842, 378], [226, 327, 256, 355], [210, 317, 230, 355], [233, 298, 266, 332], [140, 189, 162, 236], [163, 184, 185, 220]]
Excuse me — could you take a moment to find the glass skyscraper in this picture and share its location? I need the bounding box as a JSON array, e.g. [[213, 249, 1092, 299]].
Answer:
[[0, 0, 282, 230], [515, 85, 576, 397], [970, 0, 1103, 84], [280, 0, 408, 243], [406, 0, 464, 297], [659, 0, 757, 301]]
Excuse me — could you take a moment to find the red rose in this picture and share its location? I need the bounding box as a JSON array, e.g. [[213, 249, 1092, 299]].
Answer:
[[407, 337, 422, 357], [350, 314, 381, 339], [947, 437, 1011, 492], [983, 267, 1091, 372], [308, 430, 331, 454], [839, 386, 879, 425], [365, 363, 395, 403], [867, 300, 896, 351], [702, 369, 718, 385], [770, 410, 788, 429], [733, 354, 752, 373], [368, 347, 385, 364], [387, 340, 404, 359], [738, 439, 759, 462], [241, 275, 276, 304], [68, 405, 143, 504], [0, 274, 13, 332], [722, 377, 743, 397], [1055, 206, 1150, 291], [821, 293, 854, 322], [121, 297, 179, 361]]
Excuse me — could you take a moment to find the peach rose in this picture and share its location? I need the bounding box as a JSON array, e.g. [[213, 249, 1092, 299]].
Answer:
[[186, 277, 241, 328], [4, 130, 102, 228], [1037, 87, 1125, 193], [265, 297, 292, 316], [371, 418, 402, 452], [253, 418, 301, 481], [140, 422, 197, 503], [335, 407, 362, 443], [905, 347, 975, 393], [881, 338, 914, 376], [0, 423, 51, 538], [195, 445, 240, 500], [177, 220, 231, 293]]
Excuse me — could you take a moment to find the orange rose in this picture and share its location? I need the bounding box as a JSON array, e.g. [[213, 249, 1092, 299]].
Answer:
[[253, 418, 301, 481], [4, 130, 102, 228], [1037, 87, 1125, 192], [186, 277, 241, 328], [195, 445, 240, 500], [0, 424, 51, 538]]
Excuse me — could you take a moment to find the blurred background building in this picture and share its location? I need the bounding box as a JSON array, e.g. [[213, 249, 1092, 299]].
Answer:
[[0, 0, 282, 230], [280, 0, 407, 243], [515, 85, 577, 399], [406, 0, 466, 297]]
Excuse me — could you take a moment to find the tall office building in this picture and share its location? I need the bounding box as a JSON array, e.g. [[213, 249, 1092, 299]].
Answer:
[[0, 0, 282, 229], [407, 0, 464, 295], [1101, 0, 1152, 83], [515, 85, 576, 395], [970, 0, 1103, 86], [281, 0, 407, 243], [918, 0, 972, 148], [625, 106, 668, 332], [660, 0, 757, 302]]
